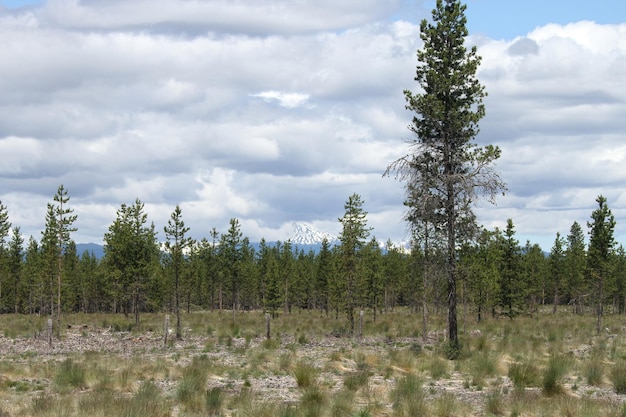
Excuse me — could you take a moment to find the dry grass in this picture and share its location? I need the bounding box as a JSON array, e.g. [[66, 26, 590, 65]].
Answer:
[[0, 309, 624, 416]]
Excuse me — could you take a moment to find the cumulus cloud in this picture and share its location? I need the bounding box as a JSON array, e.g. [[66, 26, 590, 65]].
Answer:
[[0, 2, 624, 250]]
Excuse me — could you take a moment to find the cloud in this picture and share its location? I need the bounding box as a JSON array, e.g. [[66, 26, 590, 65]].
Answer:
[[38, 0, 403, 35], [0, 3, 624, 251], [507, 37, 539, 56], [251, 91, 310, 108]]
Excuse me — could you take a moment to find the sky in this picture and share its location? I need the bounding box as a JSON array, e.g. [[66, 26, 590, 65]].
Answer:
[[0, 0, 625, 251]]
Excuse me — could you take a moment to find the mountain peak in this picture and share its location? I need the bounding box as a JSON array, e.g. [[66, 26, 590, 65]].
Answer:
[[289, 223, 338, 246]]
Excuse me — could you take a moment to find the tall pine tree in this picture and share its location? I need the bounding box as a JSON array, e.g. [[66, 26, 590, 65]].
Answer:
[[385, 0, 504, 357]]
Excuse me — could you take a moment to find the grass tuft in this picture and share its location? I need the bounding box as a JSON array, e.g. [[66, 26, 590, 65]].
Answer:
[[610, 361, 626, 394], [300, 384, 326, 417], [583, 357, 604, 386], [542, 354, 569, 396], [391, 374, 427, 417], [54, 358, 87, 391], [294, 360, 318, 388], [508, 360, 539, 390]]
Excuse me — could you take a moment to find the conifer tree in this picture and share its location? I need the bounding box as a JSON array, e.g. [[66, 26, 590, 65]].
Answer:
[[588, 195, 615, 334], [103, 199, 158, 324], [549, 233, 566, 314], [500, 219, 522, 318], [164, 205, 193, 340], [221, 218, 243, 322], [614, 245, 626, 314], [0, 201, 11, 311], [521, 241, 546, 314], [338, 193, 371, 335], [263, 248, 282, 318], [8, 227, 23, 313], [23, 237, 41, 314], [385, 0, 504, 357], [565, 221, 587, 314], [51, 185, 77, 337]]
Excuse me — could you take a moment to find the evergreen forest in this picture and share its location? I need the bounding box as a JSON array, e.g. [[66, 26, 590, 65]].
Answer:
[[0, 188, 623, 337]]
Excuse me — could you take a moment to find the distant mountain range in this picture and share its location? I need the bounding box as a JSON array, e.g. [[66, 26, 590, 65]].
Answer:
[[75, 242, 105, 259], [75, 223, 340, 260]]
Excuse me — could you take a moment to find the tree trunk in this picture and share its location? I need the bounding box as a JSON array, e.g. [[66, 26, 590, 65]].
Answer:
[[175, 269, 181, 340], [597, 275, 604, 334], [446, 177, 459, 357]]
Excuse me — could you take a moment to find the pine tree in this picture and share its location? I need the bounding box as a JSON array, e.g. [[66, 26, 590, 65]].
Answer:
[[164, 205, 193, 340], [614, 245, 626, 314], [587, 195, 615, 334], [500, 219, 522, 318], [280, 240, 295, 313], [0, 201, 11, 312], [221, 218, 243, 323], [465, 228, 502, 322], [315, 238, 334, 314], [51, 185, 78, 336], [549, 233, 566, 314], [8, 227, 23, 313], [565, 221, 587, 314], [385, 0, 504, 357], [262, 248, 282, 318], [521, 241, 546, 314], [23, 237, 42, 314], [338, 193, 371, 335], [103, 199, 158, 324]]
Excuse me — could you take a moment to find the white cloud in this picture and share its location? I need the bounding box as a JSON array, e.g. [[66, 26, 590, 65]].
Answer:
[[251, 91, 310, 108]]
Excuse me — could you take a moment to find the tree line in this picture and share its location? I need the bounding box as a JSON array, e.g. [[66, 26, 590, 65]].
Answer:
[[0, 187, 622, 340]]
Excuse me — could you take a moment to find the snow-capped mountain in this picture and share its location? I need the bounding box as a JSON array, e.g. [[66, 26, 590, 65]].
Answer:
[[289, 223, 339, 246]]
